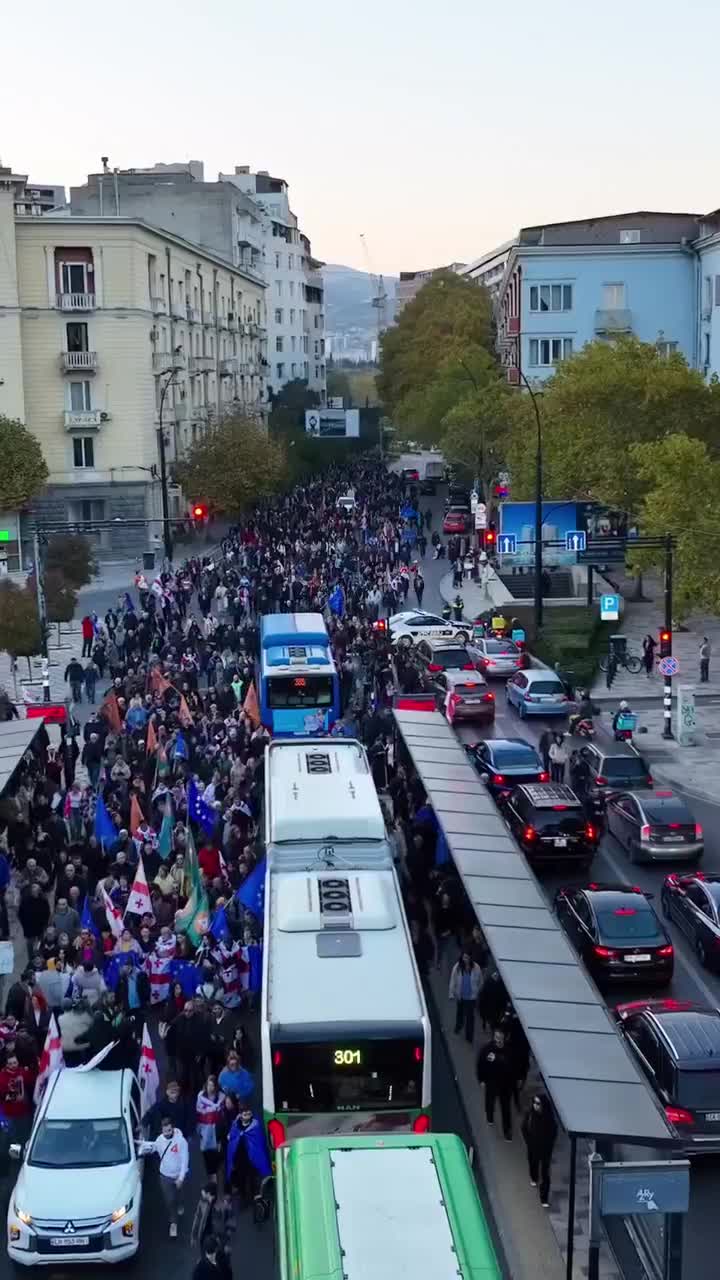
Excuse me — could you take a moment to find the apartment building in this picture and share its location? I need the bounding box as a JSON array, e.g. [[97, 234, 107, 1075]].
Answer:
[[0, 167, 266, 558], [395, 263, 467, 314], [219, 168, 326, 403]]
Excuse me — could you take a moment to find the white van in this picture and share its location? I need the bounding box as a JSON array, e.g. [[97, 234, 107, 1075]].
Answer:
[[7, 1068, 143, 1267]]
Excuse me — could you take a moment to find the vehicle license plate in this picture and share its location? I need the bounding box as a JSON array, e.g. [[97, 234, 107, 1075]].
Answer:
[[625, 954, 651, 962], [51, 1237, 90, 1247], [704, 1112, 720, 1122], [554, 838, 568, 847]]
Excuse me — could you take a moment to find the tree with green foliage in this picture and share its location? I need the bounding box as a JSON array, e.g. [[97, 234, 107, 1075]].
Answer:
[[440, 379, 512, 494], [42, 569, 78, 625], [175, 416, 286, 515], [43, 534, 96, 590], [629, 434, 720, 620], [268, 379, 320, 434], [505, 338, 720, 510], [326, 369, 353, 406], [0, 579, 43, 678], [0, 415, 48, 510], [378, 272, 494, 440]]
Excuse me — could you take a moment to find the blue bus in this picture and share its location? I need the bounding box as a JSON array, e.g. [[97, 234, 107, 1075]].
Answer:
[[259, 613, 341, 736]]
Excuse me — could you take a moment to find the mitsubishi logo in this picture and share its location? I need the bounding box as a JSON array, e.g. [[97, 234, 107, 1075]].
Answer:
[[63, 1221, 76, 1234]]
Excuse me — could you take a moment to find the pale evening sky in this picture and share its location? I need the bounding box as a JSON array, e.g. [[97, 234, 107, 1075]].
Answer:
[[3, 0, 719, 277]]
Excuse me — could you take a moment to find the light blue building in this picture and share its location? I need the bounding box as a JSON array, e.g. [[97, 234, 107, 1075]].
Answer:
[[460, 211, 720, 385]]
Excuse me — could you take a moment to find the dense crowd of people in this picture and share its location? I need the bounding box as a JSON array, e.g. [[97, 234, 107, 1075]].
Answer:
[[0, 456, 558, 1263]]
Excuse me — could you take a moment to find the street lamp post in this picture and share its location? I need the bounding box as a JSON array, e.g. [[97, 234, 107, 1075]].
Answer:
[[517, 371, 544, 634], [157, 371, 177, 565]]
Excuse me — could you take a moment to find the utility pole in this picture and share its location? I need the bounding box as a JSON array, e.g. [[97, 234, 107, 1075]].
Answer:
[[663, 534, 674, 740], [32, 529, 50, 702]]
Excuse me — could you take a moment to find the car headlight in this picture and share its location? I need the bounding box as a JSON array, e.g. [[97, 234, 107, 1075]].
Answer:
[[110, 1200, 131, 1223], [14, 1203, 32, 1226]]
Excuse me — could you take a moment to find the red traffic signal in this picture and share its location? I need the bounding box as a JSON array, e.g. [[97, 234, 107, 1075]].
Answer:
[[659, 629, 672, 658], [485, 529, 496, 546], [192, 502, 208, 521]]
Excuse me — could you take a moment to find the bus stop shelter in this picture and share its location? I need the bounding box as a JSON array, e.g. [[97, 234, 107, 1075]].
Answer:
[[393, 709, 676, 1272], [0, 718, 44, 799]]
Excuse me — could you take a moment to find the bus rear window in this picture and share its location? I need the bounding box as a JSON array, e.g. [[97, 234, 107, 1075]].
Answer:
[[267, 675, 334, 709], [272, 1038, 423, 1113]]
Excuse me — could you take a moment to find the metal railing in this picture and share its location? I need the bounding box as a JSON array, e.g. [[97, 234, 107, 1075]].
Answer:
[[56, 292, 96, 311], [61, 351, 98, 371]]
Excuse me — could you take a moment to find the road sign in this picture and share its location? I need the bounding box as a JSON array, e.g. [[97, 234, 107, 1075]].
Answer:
[[474, 508, 487, 530], [578, 541, 626, 565], [497, 534, 517, 554], [470, 491, 479, 512], [659, 656, 679, 677], [600, 593, 620, 621], [566, 530, 586, 552]]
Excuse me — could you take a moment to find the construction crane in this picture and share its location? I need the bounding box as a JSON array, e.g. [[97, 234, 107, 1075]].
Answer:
[[360, 233, 389, 358]]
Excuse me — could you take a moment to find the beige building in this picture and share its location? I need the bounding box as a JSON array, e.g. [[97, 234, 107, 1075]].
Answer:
[[0, 167, 267, 559]]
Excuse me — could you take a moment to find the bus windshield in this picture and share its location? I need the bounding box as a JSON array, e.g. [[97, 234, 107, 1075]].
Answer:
[[272, 1038, 423, 1112], [267, 675, 334, 709]]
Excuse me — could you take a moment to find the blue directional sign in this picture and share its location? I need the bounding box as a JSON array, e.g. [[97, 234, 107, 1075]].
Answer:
[[497, 534, 517, 554], [600, 593, 620, 621], [566, 530, 586, 552]]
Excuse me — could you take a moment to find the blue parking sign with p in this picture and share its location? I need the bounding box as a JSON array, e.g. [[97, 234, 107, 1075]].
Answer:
[[600, 593, 620, 620]]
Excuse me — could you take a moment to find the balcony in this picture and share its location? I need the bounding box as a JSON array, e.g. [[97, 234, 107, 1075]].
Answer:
[[61, 351, 98, 372], [594, 308, 632, 334], [186, 304, 200, 323], [64, 409, 103, 431], [151, 296, 167, 315], [56, 292, 96, 312], [220, 357, 239, 377], [227, 313, 239, 331], [189, 355, 215, 374], [203, 312, 216, 327], [153, 351, 186, 373], [174, 401, 188, 421], [507, 315, 520, 337], [171, 300, 186, 319]]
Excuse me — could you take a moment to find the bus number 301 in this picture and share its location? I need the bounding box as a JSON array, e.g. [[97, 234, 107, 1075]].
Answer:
[[334, 1048, 362, 1066]]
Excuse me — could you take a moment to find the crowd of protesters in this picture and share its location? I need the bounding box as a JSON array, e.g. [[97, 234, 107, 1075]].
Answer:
[[0, 455, 558, 1242]]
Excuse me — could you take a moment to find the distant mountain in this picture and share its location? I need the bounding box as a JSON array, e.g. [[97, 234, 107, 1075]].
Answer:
[[322, 263, 397, 336]]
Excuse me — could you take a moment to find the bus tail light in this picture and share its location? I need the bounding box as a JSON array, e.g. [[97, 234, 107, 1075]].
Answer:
[[412, 1113, 431, 1134], [268, 1119, 287, 1150], [665, 1106, 694, 1127]]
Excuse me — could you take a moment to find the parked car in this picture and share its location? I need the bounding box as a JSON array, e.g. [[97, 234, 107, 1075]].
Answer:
[[501, 783, 598, 869], [505, 669, 571, 718], [471, 636, 528, 678], [661, 873, 720, 968], [605, 788, 703, 865], [615, 999, 720, 1152], [426, 669, 495, 724], [465, 737, 548, 800], [555, 883, 673, 989], [569, 742, 654, 807], [7, 1068, 143, 1267]]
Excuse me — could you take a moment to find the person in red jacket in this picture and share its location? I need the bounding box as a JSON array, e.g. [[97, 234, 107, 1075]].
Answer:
[[0, 1052, 36, 1138], [81, 615, 95, 658], [198, 844, 221, 882]]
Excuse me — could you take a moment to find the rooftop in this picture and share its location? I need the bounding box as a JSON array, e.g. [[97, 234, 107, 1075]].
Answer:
[[45, 1069, 128, 1119]]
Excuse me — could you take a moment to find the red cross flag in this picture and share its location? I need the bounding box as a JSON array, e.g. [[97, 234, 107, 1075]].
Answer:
[[101, 884, 124, 940], [139, 1023, 160, 1117], [124, 854, 155, 922], [34, 1013, 65, 1104]]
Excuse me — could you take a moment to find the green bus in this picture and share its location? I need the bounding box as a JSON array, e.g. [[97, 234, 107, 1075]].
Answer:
[[275, 1132, 503, 1280]]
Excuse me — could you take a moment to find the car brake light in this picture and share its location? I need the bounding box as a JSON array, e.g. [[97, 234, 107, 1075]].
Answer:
[[657, 945, 674, 957], [485, 659, 495, 666], [665, 1106, 694, 1127], [668, 823, 680, 829], [523, 825, 536, 842], [462, 662, 475, 670], [483, 692, 495, 702], [640, 824, 651, 841], [596, 776, 607, 786], [552, 804, 568, 811], [614, 908, 636, 915], [696, 824, 704, 839], [427, 663, 443, 672], [412, 1113, 431, 1134], [539, 772, 549, 783], [268, 1119, 287, 1149], [413, 1046, 423, 1062], [647, 776, 653, 785], [585, 824, 596, 841], [594, 946, 619, 958], [273, 1050, 282, 1066], [493, 774, 505, 784]]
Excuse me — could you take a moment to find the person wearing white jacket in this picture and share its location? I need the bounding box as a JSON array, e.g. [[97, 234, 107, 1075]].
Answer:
[[139, 1119, 190, 1237]]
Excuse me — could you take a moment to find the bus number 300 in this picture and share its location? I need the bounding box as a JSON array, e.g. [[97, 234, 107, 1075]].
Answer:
[[334, 1049, 362, 1066]]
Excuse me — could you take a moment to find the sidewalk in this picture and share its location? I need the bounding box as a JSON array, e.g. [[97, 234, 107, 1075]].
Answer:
[[428, 968, 620, 1280]]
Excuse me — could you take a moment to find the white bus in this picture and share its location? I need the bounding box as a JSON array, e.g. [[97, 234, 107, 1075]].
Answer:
[[261, 737, 432, 1148]]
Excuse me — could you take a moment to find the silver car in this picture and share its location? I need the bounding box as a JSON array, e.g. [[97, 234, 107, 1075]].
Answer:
[[471, 636, 527, 679], [606, 789, 704, 863]]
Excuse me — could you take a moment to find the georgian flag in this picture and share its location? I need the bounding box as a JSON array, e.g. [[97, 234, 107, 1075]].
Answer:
[[124, 854, 155, 922], [145, 951, 173, 1004], [33, 1014, 65, 1105], [138, 1023, 160, 1117]]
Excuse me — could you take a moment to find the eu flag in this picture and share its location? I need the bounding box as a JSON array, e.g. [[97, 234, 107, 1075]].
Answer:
[[209, 903, 231, 944], [188, 779, 217, 838], [81, 893, 100, 939], [328, 585, 345, 616], [235, 859, 266, 920], [94, 794, 117, 848]]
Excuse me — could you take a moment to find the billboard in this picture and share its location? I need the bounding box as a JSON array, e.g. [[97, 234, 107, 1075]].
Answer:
[[305, 409, 360, 439], [498, 501, 581, 566]]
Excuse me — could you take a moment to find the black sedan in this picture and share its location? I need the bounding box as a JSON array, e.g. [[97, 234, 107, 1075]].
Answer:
[[465, 738, 548, 801], [661, 874, 720, 969], [554, 883, 674, 989]]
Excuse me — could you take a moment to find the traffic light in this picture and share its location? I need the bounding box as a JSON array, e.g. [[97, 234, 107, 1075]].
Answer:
[[659, 628, 672, 658], [485, 523, 496, 549], [192, 502, 208, 522]]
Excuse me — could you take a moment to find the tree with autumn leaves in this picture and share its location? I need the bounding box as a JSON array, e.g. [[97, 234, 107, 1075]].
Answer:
[[175, 414, 286, 515]]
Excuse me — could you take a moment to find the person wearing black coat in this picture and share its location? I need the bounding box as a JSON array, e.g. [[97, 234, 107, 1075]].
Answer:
[[475, 1028, 515, 1140], [192, 1234, 232, 1280], [476, 969, 508, 1032], [17, 886, 51, 964], [521, 1092, 558, 1207]]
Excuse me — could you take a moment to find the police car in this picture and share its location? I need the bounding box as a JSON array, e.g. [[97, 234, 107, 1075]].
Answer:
[[389, 610, 470, 646]]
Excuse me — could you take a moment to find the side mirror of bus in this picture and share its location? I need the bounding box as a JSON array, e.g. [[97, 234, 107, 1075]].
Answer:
[[479, 773, 490, 784]]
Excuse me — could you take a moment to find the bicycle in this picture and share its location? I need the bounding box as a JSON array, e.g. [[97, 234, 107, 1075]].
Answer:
[[253, 1175, 274, 1225], [599, 651, 643, 675]]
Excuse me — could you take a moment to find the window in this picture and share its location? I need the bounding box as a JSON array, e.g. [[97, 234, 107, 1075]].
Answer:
[[704, 277, 713, 313], [314, 315, 320, 329], [276, 363, 285, 379], [69, 380, 92, 410], [274, 308, 283, 324], [276, 336, 284, 353], [304, 361, 309, 378], [70, 498, 105, 525], [290, 308, 295, 324], [275, 252, 281, 269], [619, 229, 641, 244], [288, 254, 294, 269], [656, 340, 678, 358], [528, 338, 573, 366], [529, 283, 572, 312], [66, 322, 89, 353], [715, 276, 720, 307], [289, 281, 295, 298], [315, 365, 319, 378], [275, 280, 282, 297], [602, 283, 626, 309], [291, 363, 297, 376], [60, 262, 88, 294], [705, 333, 711, 366], [314, 340, 319, 357], [73, 436, 95, 468], [303, 336, 309, 354], [291, 336, 296, 351]]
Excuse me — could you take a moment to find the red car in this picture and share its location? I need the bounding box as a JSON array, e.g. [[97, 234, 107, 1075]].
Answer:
[[443, 509, 468, 534]]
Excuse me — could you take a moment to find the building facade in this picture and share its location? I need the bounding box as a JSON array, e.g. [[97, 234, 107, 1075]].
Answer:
[[395, 263, 467, 314], [0, 168, 266, 558], [219, 168, 326, 403]]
